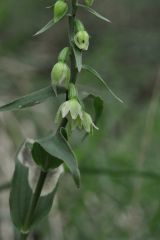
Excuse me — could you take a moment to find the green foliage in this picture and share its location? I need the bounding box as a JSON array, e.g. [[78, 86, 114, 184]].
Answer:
[[10, 159, 57, 232], [0, 86, 65, 111], [32, 129, 80, 187]]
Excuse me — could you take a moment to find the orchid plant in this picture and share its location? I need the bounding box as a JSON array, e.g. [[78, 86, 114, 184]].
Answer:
[[0, 0, 122, 239]]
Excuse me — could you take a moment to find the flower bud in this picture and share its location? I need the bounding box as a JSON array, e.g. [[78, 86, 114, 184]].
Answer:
[[74, 30, 89, 51], [58, 47, 70, 63], [75, 19, 85, 32], [68, 83, 78, 99], [54, 0, 68, 23], [51, 62, 70, 86], [82, 111, 98, 133], [84, 0, 94, 6]]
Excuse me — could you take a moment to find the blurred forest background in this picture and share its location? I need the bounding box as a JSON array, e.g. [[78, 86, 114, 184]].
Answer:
[[0, 0, 160, 239]]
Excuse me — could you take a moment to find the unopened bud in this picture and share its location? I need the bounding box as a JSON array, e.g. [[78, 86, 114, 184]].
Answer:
[[84, 0, 94, 7], [51, 62, 70, 86], [69, 83, 78, 99], [74, 19, 85, 32], [54, 0, 68, 23], [58, 47, 70, 63], [74, 30, 89, 51]]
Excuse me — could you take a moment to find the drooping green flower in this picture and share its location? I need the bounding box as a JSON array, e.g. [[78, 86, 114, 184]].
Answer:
[[84, 0, 94, 7], [56, 98, 83, 123], [74, 30, 90, 51], [51, 62, 70, 86], [81, 111, 98, 133], [54, 0, 68, 23]]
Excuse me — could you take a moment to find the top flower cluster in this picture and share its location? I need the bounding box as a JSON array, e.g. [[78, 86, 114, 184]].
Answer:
[[51, 0, 98, 134]]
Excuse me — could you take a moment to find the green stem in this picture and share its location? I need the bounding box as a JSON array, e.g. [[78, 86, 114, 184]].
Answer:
[[69, 0, 78, 84], [21, 171, 47, 238], [58, 0, 78, 131]]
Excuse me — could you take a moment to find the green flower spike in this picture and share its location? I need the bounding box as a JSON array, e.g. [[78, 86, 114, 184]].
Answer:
[[54, 0, 68, 23], [74, 30, 90, 51], [84, 0, 94, 7], [81, 111, 99, 133], [51, 62, 70, 86]]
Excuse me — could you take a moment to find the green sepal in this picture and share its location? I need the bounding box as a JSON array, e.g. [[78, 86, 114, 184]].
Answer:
[[58, 47, 71, 63], [74, 19, 85, 32]]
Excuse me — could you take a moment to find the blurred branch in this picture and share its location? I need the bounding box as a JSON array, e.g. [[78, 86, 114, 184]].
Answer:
[[80, 167, 160, 181], [2, 166, 160, 194]]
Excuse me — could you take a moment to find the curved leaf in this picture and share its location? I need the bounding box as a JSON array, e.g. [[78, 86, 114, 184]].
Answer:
[[77, 4, 111, 23], [34, 20, 55, 36], [9, 159, 58, 231], [82, 64, 124, 103], [10, 141, 61, 231], [31, 129, 80, 187], [0, 86, 65, 112]]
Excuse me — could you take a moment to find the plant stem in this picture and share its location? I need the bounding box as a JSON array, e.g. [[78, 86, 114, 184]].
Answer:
[[69, 0, 78, 84], [58, 0, 78, 131], [19, 2, 79, 239], [21, 171, 47, 239]]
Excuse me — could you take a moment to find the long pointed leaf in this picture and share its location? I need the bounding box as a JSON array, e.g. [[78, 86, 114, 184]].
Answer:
[[34, 20, 55, 36], [82, 64, 123, 103], [0, 86, 65, 112], [77, 4, 111, 23]]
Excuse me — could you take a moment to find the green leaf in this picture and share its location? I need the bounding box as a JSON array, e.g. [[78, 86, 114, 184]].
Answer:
[[10, 160, 32, 229], [0, 86, 65, 112], [34, 20, 55, 36], [9, 144, 59, 231], [31, 142, 63, 171], [31, 186, 58, 228], [31, 129, 80, 187], [71, 43, 82, 72], [82, 64, 124, 103], [77, 4, 111, 23]]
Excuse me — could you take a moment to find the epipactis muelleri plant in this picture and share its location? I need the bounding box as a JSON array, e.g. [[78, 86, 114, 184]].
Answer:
[[0, 0, 123, 239]]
